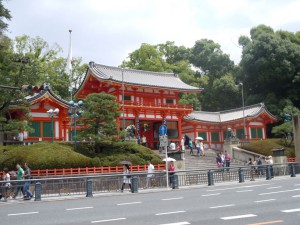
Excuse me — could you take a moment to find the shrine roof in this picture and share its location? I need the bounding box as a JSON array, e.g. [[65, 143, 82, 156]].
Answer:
[[86, 62, 202, 91], [185, 103, 277, 123], [25, 86, 70, 107]]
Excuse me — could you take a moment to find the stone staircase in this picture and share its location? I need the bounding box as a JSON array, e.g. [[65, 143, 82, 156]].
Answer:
[[154, 149, 245, 170], [183, 149, 244, 170]]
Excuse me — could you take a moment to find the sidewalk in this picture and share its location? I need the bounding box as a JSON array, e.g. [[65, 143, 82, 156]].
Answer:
[[1, 175, 296, 205]]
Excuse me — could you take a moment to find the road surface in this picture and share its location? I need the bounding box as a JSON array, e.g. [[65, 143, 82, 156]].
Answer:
[[1, 176, 300, 225]]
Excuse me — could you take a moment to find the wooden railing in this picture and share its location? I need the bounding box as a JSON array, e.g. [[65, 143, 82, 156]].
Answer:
[[30, 164, 166, 177], [121, 101, 193, 109]]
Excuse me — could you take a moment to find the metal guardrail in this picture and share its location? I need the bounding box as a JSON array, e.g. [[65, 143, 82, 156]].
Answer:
[[0, 162, 299, 201]]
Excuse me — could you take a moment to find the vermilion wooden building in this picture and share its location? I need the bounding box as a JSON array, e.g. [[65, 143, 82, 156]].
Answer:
[[20, 62, 277, 150]]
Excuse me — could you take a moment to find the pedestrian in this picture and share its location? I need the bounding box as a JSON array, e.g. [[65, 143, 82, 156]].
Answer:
[[257, 157, 263, 177], [200, 140, 205, 156], [224, 150, 231, 171], [121, 164, 132, 192], [220, 151, 225, 167], [216, 153, 222, 168], [247, 158, 256, 181], [146, 160, 154, 188], [265, 155, 274, 178], [169, 142, 176, 151], [168, 161, 175, 188], [181, 137, 185, 151], [23, 162, 33, 200], [189, 139, 193, 155], [141, 135, 147, 147], [0, 168, 11, 201], [195, 140, 200, 156], [13, 163, 24, 199]]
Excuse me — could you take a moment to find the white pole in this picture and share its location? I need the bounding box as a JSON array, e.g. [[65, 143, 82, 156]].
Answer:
[[165, 143, 169, 189], [241, 82, 246, 139]]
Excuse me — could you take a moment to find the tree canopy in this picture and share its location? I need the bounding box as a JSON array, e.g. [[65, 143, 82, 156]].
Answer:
[[78, 93, 121, 152]]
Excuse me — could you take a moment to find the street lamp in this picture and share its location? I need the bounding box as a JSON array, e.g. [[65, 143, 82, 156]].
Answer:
[[239, 82, 246, 139], [47, 108, 60, 143], [68, 100, 83, 150]]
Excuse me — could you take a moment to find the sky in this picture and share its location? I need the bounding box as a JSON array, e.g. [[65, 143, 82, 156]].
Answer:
[[4, 0, 300, 67]]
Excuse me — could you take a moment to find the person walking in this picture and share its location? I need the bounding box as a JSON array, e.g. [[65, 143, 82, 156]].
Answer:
[[195, 140, 200, 156], [23, 162, 33, 200], [168, 161, 175, 188], [216, 153, 223, 168], [13, 163, 24, 199], [257, 157, 263, 177], [146, 160, 155, 188], [189, 139, 193, 155], [0, 168, 11, 201], [121, 165, 132, 192], [200, 140, 204, 156], [224, 150, 231, 171]]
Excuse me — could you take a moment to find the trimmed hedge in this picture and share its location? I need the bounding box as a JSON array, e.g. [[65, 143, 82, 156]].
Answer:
[[77, 140, 163, 166], [0, 142, 100, 170], [0, 141, 163, 170], [239, 138, 295, 158]]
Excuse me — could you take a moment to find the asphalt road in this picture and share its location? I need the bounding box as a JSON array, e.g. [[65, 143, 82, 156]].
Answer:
[[1, 176, 300, 225]]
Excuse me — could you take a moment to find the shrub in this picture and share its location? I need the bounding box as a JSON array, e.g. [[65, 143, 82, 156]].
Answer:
[[240, 138, 295, 158], [0, 142, 100, 170]]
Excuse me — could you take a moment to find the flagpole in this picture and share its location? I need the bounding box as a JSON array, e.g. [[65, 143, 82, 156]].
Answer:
[[67, 29, 73, 142], [67, 29, 73, 101]]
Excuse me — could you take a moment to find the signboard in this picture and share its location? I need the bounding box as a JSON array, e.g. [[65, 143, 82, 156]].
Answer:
[[159, 135, 168, 147], [159, 125, 168, 136]]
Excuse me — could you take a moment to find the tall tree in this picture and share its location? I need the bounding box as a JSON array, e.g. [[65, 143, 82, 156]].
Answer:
[[78, 93, 121, 152], [239, 24, 300, 116]]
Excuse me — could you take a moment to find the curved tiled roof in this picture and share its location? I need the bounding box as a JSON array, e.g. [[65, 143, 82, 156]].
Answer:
[[185, 103, 277, 123], [26, 88, 70, 107], [87, 62, 202, 91]]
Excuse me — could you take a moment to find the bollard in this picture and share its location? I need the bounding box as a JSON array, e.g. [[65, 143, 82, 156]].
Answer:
[[131, 176, 138, 193], [172, 175, 179, 189], [266, 165, 271, 180], [290, 164, 296, 177], [34, 182, 42, 201], [207, 170, 214, 186], [86, 179, 93, 197], [238, 168, 244, 183]]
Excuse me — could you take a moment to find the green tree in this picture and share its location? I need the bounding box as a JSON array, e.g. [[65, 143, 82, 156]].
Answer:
[[78, 93, 121, 152], [239, 24, 300, 116]]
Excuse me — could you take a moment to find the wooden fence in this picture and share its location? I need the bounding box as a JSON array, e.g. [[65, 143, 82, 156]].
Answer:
[[30, 164, 166, 177]]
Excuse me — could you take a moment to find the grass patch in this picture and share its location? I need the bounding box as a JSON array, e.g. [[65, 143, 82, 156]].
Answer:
[[240, 138, 295, 158]]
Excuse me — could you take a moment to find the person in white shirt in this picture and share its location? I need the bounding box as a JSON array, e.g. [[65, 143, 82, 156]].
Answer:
[[169, 142, 176, 151], [181, 137, 185, 151], [146, 161, 155, 188], [0, 168, 11, 200]]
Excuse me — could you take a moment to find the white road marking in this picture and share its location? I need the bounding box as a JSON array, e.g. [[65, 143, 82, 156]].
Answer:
[[267, 186, 282, 190], [281, 208, 300, 213], [221, 214, 257, 220], [66, 206, 94, 211], [259, 188, 300, 196], [210, 204, 235, 209], [292, 195, 300, 198], [255, 199, 276, 203], [8, 212, 39, 216], [159, 222, 190, 225], [162, 197, 184, 201], [202, 193, 220, 197], [236, 190, 253, 193], [207, 184, 271, 192], [156, 211, 186, 216], [117, 201, 142, 206], [91, 218, 126, 223]]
